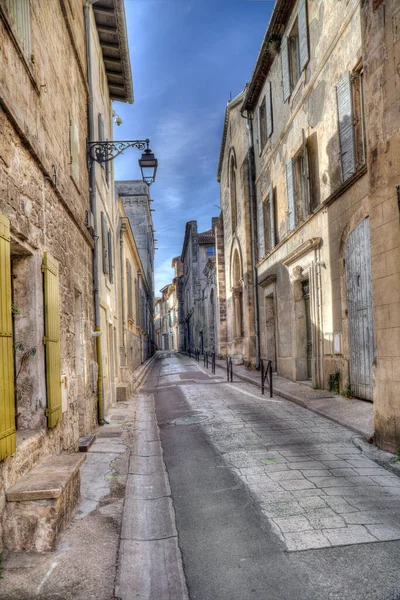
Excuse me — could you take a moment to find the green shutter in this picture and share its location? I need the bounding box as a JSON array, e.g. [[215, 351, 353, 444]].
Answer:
[[298, 0, 309, 72], [269, 185, 276, 250], [266, 81, 273, 139], [101, 212, 109, 274], [257, 201, 265, 261], [0, 213, 16, 460], [286, 159, 296, 231], [42, 252, 62, 428], [336, 72, 356, 181]]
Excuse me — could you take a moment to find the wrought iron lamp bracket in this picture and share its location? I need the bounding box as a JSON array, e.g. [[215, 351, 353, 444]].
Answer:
[[87, 139, 150, 165]]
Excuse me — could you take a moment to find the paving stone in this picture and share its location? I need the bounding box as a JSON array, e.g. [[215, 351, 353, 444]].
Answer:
[[125, 473, 170, 500], [305, 508, 346, 529], [322, 525, 377, 546], [370, 475, 400, 487], [320, 460, 351, 469], [342, 510, 387, 525], [353, 467, 390, 476], [323, 497, 359, 513], [345, 476, 379, 486], [258, 491, 295, 503], [132, 439, 163, 458], [298, 496, 329, 510], [284, 530, 331, 552], [261, 501, 305, 518], [129, 454, 165, 476], [287, 461, 325, 470], [115, 538, 188, 600], [366, 524, 400, 541], [280, 479, 316, 491], [329, 468, 357, 477], [272, 515, 312, 533], [268, 470, 306, 482], [121, 497, 177, 541], [345, 458, 379, 468], [263, 463, 290, 473], [292, 488, 324, 498], [301, 469, 331, 477], [306, 476, 356, 488]]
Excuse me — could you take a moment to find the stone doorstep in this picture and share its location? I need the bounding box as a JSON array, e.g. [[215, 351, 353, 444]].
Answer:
[[6, 453, 86, 502]]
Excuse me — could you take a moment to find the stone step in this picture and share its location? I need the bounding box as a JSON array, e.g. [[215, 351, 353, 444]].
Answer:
[[5, 453, 86, 552]]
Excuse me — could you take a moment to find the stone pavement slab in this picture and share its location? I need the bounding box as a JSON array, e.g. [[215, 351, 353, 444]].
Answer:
[[115, 538, 188, 600], [176, 358, 400, 553]]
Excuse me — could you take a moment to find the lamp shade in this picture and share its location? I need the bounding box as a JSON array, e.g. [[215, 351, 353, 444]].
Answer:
[[139, 148, 158, 184]]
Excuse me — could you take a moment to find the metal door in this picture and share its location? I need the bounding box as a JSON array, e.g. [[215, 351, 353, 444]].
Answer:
[[302, 281, 312, 379], [344, 218, 374, 401]]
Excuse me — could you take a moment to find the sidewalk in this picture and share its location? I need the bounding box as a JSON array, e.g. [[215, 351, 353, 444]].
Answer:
[[212, 358, 375, 441]]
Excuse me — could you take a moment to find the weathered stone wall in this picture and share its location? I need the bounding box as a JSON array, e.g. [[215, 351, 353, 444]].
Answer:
[[218, 94, 257, 366], [361, 0, 400, 451], [0, 1, 97, 550], [254, 0, 369, 390]]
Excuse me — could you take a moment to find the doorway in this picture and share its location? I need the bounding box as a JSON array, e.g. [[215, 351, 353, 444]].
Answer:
[[302, 280, 312, 380], [344, 218, 374, 401], [265, 294, 277, 371]]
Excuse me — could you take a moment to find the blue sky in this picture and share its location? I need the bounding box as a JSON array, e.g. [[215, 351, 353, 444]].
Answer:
[[114, 0, 274, 294]]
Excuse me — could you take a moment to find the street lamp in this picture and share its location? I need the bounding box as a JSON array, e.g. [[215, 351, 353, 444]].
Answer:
[[87, 138, 158, 185]]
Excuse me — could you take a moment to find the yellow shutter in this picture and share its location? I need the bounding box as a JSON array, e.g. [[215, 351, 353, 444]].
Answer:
[[0, 212, 16, 460], [42, 252, 62, 428]]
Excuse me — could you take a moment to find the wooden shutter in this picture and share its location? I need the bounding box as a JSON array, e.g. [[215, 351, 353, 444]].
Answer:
[[101, 212, 109, 274], [336, 72, 356, 181], [257, 201, 265, 261], [269, 185, 275, 249], [286, 159, 296, 231], [266, 81, 273, 139], [127, 261, 133, 318], [42, 252, 61, 428], [108, 229, 113, 283], [257, 108, 261, 155], [281, 36, 290, 102], [6, 0, 31, 54], [298, 0, 309, 72], [0, 213, 16, 460]]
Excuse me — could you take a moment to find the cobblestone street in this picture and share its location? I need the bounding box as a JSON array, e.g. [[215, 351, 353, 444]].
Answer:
[[149, 353, 400, 599]]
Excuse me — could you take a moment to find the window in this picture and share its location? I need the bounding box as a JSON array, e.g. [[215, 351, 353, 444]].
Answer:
[[108, 229, 114, 283], [281, 0, 309, 102], [206, 246, 216, 258], [5, 0, 31, 55], [230, 156, 237, 232], [259, 97, 267, 151], [101, 212, 109, 275], [265, 185, 278, 251], [286, 132, 318, 231], [257, 82, 273, 155], [336, 66, 366, 183], [126, 260, 133, 319]]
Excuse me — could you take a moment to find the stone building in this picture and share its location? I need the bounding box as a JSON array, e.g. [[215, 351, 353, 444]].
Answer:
[[237, 0, 372, 398], [0, 0, 131, 551], [114, 198, 153, 400], [179, 219, 216, 353], [217, 92, 258, 366], [115, 180, 155, 361], [154, 298, 162, 349], [159, 283, 178, 350], [360, 0, 400, 451]]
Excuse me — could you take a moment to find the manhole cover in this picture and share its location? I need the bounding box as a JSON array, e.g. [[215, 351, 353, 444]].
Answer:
[[170, 414, 212, 425]]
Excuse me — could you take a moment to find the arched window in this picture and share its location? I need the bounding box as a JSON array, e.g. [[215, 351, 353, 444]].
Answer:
[[230, 156, 237, 232], [231, 250, 243, 338], [232, 250, 241, 287]]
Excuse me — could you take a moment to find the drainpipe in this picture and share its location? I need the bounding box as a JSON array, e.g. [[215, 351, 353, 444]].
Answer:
[[244, 113, 261, 370], [84, 0, 104, 424]]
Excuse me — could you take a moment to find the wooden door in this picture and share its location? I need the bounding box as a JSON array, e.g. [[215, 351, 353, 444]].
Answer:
[[345, 218, 374, 401]]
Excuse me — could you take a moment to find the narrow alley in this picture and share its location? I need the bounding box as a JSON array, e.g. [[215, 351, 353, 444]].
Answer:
[[141, 353, 400, 600]]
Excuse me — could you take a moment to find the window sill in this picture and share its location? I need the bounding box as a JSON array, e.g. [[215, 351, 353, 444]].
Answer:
[[0, 6, 40, 95]]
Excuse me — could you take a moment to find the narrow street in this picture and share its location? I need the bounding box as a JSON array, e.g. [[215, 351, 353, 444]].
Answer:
[[144, 352, 400, 600]]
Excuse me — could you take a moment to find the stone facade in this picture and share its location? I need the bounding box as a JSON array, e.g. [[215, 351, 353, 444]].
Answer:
[[217, 93, 258, 366], [0, 0, 143, 551], [361, 0, 400, 451], [114, 198, 153, 398], [237, 0, 371, 393], [0, 0, 97, 551], [179, 220, 216, 354]]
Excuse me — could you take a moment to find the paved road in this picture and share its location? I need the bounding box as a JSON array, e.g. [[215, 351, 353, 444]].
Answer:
[[144, 352, 400, 600]]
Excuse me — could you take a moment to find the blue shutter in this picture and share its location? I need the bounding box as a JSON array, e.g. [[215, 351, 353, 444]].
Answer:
[[281, 37, 290, 102], [336, 72, 356, 181], [298, 0, 309, 72], [108, 229, 113, 283], [269, 185, 275, 249], [257, 201, 265, 261], [286, 159, 296, 231]]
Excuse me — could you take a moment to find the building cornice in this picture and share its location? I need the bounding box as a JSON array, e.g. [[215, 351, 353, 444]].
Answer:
[[282, 238, 323, 267]]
